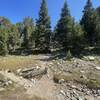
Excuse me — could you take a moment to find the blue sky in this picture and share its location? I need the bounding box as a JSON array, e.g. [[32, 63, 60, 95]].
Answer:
[[0, 0, 99, 28]]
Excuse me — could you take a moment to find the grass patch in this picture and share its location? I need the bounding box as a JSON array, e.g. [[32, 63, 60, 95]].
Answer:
[[53, 71, 80, 83], [76, 79, 100, 89], [0, 55, 39, 71], [86, 79, 100, 89], [53, 71, 100, 89]]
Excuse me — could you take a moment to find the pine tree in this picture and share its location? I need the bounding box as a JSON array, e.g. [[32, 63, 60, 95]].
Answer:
[[72, 22, 85, 54], [21, 17, 35, 49], [21, 26, 29, 48], [35, 0, 51, 52], [93, 9, 100, 46], [55, 0, 73, 49], [0, 28, 8, 56], [7, 25, 20, 52], [96, 7, 100, 16], [80, 0, 95, 46], [0, 17, 12, 55]]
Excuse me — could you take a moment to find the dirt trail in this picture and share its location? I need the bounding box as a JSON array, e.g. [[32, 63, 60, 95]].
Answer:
[[0, 70, 58, 100], [0, 55, 60, 100]]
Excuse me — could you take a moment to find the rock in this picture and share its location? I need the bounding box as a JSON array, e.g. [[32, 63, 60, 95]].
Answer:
[[36, 66, 40, 70], [71, 85, 77, 89], [86, 90, 91, 95], [8, 80, 13, 84], [73, 90, 79, 96], [80, 70, 85, 73], [77, 97, 83, 100], [60, 90, 66, 96], [59, 79, 65, 84], [92, 89, 97, 94], [88, 56, 95, 61], [17, 69, 22, 73], [5, 81, 9, 86], [97, 89, 100, 95], [31, 78, 35, 84], [66, 92, 71, 98], [80, 75, 87, 79], [6, 69, 11, 73], [95, 66, 100, 70]]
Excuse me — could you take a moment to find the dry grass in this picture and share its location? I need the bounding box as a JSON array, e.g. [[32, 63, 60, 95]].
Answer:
[[0, 55, 40, 71], [53, 70, 100, 89]]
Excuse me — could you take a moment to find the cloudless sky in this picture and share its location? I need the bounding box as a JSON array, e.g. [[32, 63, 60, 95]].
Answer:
[[0, 0, 99, 29]]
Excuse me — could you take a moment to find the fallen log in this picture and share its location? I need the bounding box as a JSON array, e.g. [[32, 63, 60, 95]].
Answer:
[[19, 67, 47, 78], [21, 67, 36, 73]]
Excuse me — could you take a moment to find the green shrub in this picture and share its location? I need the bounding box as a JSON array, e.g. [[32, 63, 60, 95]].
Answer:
[[66, 50, 72, 60]]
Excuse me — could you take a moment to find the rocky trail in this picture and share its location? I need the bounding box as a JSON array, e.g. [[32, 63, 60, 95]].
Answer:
[[0, 55, 100, 100], [0, 70, 58, 100]]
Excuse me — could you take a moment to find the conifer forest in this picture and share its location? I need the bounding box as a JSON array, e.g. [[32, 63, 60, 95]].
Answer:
[[0, 0, 100, 100]]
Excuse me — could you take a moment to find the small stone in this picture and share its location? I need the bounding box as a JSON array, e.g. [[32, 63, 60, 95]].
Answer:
[[8, 80, 13, 84], [71, 85, 77, 89], [86, 90, 91, 95], [17, 69, 21, 73], [95, 66, 100, 70], [60, 90, 66, 96], [5, 81, 9, 86], [73, 90, 79, 97], [88, 56, 95, 61], [36, 66, 40, 70], [31, 79, 35, 84], [80, 75, 87, 79], [77, 97, 83, 100], [80, 70, 85, 73], [59, 79, 65, 84], [92, 89, 97, 94], [97, 89, 100, 95], [66, 92, 70, 98], [6, 69, 11, 73]]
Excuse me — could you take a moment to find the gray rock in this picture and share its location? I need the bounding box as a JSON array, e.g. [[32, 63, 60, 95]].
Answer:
[[8, 80, 13, 85], [80, 75, 87, 80], [95, 66, 100, 70], [60, 90, 66, 96], [71, 85, 77, 89], [59, 79, 65, 84], [6, 69, 11, 73], [97, 90, 100, 95], [17, 69, 22, 73], [77, 97, 83, 100]]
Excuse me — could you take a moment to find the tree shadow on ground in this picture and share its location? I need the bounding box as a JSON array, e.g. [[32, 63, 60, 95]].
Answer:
[[8, 47, 100, 61], [36, 47, 100, 62]]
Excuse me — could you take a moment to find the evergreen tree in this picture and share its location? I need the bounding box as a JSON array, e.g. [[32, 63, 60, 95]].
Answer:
[[55, 0, 73, 49], [0, 17, 12, 55], [7, 25, 20, 52], [92, 10, 100, 46], [80, 0, 95, 46], [35, 0, 51, 52], [72, 22, 85, 53], [21, 26, 29, 48], [21, 17, 35, 49], [0, 28, 8, 56], [96, 7, 100, 16]]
